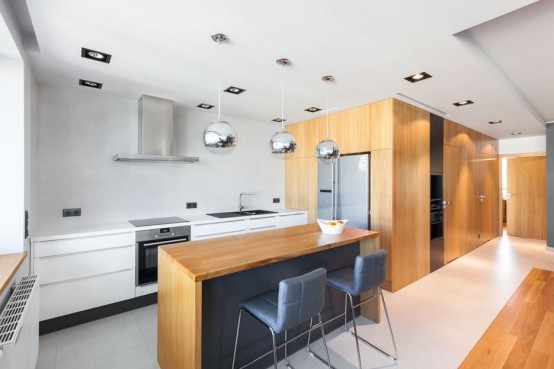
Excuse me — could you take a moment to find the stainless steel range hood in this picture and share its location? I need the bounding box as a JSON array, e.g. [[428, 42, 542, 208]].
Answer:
[[113, 95, 199, 163]]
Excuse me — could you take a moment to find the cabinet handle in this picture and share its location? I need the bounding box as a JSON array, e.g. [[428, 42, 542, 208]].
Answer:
[[40, 268, 133, 287], [442, 200, 451, 209], [35, 244, 133, 259]]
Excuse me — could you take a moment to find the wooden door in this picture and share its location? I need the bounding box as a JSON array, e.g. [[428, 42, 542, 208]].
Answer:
[[479, 154, 500, 243], [285, 157, 319, 223], [443, 145, 463, 263], [506, 157, 546, 240]]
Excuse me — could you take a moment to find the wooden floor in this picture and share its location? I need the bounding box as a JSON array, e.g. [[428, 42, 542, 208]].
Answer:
[[459, 268, 554, 369]]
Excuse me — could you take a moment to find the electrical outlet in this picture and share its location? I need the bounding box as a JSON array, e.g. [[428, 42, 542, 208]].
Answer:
[[63, 208, 81, 217], [273, 198, 280, 204], [186, 202, 197, 209]]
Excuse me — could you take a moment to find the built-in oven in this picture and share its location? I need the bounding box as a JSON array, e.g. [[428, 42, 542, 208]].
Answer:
[[135, 225, 191, 286]]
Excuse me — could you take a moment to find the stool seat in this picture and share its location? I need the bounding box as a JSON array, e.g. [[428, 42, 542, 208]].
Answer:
[[325, 267, 356, 295], [240, 290, 279, 333]]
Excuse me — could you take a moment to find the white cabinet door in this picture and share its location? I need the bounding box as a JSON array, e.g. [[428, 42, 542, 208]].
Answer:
[[191, 220, 247, 240], [247, 216, 278, 233], [34, 245, 134, 285], [33, 232, 134, 258], [39, 269, 135, 321], [277, 213, 308, 228]]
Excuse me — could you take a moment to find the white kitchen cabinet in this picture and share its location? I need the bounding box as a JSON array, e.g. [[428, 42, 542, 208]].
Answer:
[[246, 216, 278, 233], [32, 232, 135, 321], [277, 212, 308, 228], [191, 219, 247, 240]]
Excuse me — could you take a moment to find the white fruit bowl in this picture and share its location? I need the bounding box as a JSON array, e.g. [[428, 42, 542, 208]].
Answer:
[[317, 219, 348, 234]]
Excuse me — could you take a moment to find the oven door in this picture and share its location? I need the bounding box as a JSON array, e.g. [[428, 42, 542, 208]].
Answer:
[[136, 236, 189, 286]]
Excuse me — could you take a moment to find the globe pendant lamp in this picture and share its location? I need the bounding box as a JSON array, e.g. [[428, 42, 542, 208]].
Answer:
[[269, 58, 296, 159], [203, 33, 238, 155], [315, 75, 340, 165]]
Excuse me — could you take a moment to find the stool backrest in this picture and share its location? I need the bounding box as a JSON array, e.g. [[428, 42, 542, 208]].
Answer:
[[352, 250, 388, 296], [275, 268, 327, 333]]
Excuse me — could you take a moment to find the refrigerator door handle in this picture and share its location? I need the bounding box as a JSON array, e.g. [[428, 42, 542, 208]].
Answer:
[[320, 189, 332, 193]]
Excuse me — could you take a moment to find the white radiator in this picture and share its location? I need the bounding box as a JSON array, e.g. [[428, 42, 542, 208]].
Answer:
[[0, 275, 39, 369]]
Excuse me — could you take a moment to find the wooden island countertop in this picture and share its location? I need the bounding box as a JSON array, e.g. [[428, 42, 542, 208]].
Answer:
[[158, 223, 380, 369], [160, 223, 379, 281]]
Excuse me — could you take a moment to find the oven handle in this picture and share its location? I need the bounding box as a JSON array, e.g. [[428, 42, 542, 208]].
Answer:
[[141, 237, 189, 247]]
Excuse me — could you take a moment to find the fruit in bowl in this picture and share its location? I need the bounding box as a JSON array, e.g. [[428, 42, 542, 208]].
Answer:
[[317, 219, 348, 234]]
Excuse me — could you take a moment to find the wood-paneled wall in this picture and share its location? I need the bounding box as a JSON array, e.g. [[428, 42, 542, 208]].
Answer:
[[285, 99, 500, 292]]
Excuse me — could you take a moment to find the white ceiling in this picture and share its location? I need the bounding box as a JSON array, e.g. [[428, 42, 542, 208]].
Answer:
[[20, 0, 553, 138]]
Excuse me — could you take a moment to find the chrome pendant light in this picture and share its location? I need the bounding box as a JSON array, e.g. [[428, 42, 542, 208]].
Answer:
[[203, 33, 238, 155], [315, 75, 340, 165], [269, 58, 296, 159]]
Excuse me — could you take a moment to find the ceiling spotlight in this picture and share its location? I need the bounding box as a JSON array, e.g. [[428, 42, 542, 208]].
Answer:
[[511, 132, 523, 136], [272, 118, 286, 123], [81, 48, 112, 63], [305, 107, 321, 113], [488, 120, 502, 125], [224, 86, 246, 95], [79, 79, 102, 89], [197, 103, 215, 109], [453, 100, 474, 107], [404, 71, 432, 83]]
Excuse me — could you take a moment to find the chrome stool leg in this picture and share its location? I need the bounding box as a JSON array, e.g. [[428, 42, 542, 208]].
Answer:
[[270, 328, 278, 369], [379, 288, 398, 360], [348, 293, 363, 369], [232, 309, 243, 369], [318, 313, 332, 369]]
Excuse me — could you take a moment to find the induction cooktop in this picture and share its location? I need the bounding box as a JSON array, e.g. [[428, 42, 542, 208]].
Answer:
[[128, 216, 188, 227]]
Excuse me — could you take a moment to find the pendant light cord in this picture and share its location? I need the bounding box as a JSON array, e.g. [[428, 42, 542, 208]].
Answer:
[[217, 40, 222, 121], [281, 65, 285, 131], [325, 78, 329, 138]]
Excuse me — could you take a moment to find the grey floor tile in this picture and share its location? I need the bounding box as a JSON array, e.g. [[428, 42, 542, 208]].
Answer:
[[73, 344, 154, 369]]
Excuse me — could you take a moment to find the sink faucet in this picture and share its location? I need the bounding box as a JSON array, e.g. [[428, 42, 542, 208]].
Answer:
[[239, 192, 254, 211]]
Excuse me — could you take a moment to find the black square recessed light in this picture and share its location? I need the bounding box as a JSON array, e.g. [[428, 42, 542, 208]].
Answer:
[[197, 103, 215, 109], [453, 100, 474, 107], [488, 120, 502, 125], [79, 79, 102, 89], [81, 47, 112, 63], [272, 118, 286, 122], [305, 107, 321, 113], [224, 86, 246, 95], [511, 132, 522, 136], [404, 71, 432, 83]]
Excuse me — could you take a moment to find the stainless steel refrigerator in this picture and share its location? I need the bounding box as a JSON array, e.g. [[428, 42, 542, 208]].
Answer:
[[318, 153, 370, 229]]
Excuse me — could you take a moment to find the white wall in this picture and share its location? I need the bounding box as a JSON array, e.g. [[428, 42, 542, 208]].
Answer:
[[499, 135, 546, 155], [0, 7, 25, 254], [35, 85, 285, 229]]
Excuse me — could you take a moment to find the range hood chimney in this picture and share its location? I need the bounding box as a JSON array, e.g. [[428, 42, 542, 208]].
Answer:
[[113, 95, 199, 163]]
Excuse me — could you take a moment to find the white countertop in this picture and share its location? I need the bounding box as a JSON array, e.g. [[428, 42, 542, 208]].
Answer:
[[30, 208, 307, 242]]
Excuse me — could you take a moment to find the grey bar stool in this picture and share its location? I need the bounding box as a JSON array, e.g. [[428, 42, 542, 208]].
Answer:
[[232, 268, 332, 369], [308, 250, 397, 369]]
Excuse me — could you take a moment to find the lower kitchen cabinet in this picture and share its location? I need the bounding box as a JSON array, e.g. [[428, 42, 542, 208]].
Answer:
[[32, 232, 135, 321], [191, 219, 247, 240], [277, 212, 307, 228]]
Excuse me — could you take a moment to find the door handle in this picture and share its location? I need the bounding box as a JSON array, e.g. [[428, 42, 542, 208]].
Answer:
[[476, 193, 486, 203], [442, 200, 451, 209]]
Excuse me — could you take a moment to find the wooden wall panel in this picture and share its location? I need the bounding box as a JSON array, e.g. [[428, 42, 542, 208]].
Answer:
[[507, 157, 546, 240], [444, 119, 461, 147], [370, 99, 394, 150], [479, 154, 501, 243], [328, 104, 371, 154], [443, 145, 463, 263], [480, 133, 499, 155], [286, 117, 324, 158], [370, 149, 393, 290], [285, 158, 307, 210], [391, 100, 430, 291]]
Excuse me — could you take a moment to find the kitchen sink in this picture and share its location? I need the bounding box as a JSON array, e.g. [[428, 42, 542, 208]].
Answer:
[[206, 210, 278, 218]]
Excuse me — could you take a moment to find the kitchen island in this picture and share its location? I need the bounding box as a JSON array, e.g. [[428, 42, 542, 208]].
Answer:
[[158, 223, 380, 369]]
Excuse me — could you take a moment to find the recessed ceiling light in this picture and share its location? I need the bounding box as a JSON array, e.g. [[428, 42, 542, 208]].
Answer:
[[488, 120, 502, 124], [272, 118, 286, 122], [224, 86, 246, 95], [81, 48, 112, 63], [404, 71, 432, 83], [197, 103, 214, 110], [453, 100, 474, 107], [511, 132, 523, 136], [79, 79, 102, 89], [305, 107, 321, 113]]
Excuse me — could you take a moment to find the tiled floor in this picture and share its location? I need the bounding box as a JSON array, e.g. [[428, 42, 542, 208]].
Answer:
[[36, 232, 553, 369]]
